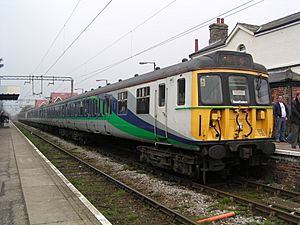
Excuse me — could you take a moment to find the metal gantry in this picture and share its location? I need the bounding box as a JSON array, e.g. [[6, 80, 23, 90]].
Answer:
[[0, 75, 74, 96]]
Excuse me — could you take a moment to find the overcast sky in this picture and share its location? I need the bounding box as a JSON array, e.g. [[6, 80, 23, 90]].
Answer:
[[0, 0, 299, 100]]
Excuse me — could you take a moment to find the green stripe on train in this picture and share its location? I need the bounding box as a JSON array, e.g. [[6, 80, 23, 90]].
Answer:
[[48, 113, 197, 150]]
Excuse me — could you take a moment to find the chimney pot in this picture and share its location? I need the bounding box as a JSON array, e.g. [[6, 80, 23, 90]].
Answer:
[[217, 18, 221, 23], [194, 39, 199, 52], [221, 18, 224, 24], [209, 19, 228, 45]]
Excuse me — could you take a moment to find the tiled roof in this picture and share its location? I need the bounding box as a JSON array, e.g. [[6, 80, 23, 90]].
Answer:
[[189, 39, 226, 57], [191, 11, 300, 57], [268, 68, 300, 83], [237, 23, 260, 32], [257, 11, 300, 33]]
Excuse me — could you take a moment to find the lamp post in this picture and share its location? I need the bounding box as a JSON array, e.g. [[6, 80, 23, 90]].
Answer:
[[96, 79, 108, 86], [75, 88, 84, 94], [139, 61, 156, 71]]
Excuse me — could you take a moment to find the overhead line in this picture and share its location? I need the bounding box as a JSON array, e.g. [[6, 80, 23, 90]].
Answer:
[[75, 0, 261, 84], [43, 0, 113, 75], [65, 0, 178, 76], [23, 0, 81, 99], [32, 0, 82, 75]]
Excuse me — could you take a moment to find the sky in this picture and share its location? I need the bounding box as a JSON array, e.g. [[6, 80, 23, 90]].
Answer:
[[0, 0, 300, 105]]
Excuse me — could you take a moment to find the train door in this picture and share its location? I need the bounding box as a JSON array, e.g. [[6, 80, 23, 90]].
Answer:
[[87, 99, 98, 132], [104, 95, 112, 134], [154, 81, 168, 141], [94, 98, 101, 133]]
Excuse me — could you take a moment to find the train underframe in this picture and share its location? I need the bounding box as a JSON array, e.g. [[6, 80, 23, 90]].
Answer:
[[137, 141, 275, 184]]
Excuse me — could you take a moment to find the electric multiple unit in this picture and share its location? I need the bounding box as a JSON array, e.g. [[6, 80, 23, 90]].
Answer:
[[19, 51, 275, 183]]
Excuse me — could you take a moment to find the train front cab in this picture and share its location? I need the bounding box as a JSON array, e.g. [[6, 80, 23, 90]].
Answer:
[[190, 68, 275, 178]]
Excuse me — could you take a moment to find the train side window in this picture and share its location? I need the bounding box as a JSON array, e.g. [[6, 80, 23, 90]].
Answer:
[[105, 96, 112, 115], [79, 101, 83, 117], [93, 99, 97, 116], [71, 103, 75, 117], [159, 84, 165, 107], [136, 87, 150, 114], [61, 105, 63, 117], [177, 79, 185, 105], [254, 77, 270, 105], [117, 91, 128, 115], [94, 99, 100, 116], [88, 100, 93, 117]]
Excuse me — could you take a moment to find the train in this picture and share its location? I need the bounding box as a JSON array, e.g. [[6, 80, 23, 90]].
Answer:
[[0, 111, 9, 128], [18, 50, 275, 183]]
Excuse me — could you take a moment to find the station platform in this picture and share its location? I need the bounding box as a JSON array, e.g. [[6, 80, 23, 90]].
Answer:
[[274, 142, 300, 157], [0, 124, 111, 225]]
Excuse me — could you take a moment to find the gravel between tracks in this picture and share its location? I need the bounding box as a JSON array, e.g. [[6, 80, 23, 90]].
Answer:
[[43, 132, 268, 225]]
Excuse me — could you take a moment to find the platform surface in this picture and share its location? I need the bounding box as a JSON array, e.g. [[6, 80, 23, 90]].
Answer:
[[0, 124, 111, 225], [275, 141, 300, 157]]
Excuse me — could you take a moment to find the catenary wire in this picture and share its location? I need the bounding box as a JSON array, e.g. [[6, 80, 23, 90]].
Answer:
[[43, 0, 113, 76], [71, 0, 262, 86], [31, 0, 82, 75], [52, 0, 178, 93], [22, 0, 82, 99], [65, 0, 178, 77]]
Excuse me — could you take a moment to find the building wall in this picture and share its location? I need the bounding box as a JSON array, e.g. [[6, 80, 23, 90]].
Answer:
[[226, 23, 300, 71], [268, 155, 300, 190], [193, 22, 300, 73]]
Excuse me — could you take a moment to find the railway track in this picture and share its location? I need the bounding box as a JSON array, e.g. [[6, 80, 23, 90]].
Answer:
[[96, 139, 300, 224], [16, 122, 199, 225], [17, 122, 300, 224], [192, 180, 300, 224]]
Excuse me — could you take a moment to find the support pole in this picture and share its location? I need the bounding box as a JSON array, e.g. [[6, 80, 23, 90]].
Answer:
[[71, 79, 74, 96]]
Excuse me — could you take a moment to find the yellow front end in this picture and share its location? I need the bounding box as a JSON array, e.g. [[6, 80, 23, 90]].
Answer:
[[191, 69, 274, 142]]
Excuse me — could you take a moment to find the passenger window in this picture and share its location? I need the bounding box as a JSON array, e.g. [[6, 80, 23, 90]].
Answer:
[[117, 91, 128, 115], [136, 87, 150, 114], [89, 100, 94, 116], [79, 102, 83, 116], [158, 84, 165, 107], [177, 79, 185, 105], [105, 96, 112, 115]]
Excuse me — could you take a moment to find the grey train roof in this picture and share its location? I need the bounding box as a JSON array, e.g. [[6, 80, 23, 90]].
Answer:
[[47, 51, 267, 106]]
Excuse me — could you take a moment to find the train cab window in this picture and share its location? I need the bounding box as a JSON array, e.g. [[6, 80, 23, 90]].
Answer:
[[117, 91, 128, 115], [136, 86, 150, 114], [199, 75, 223, 105], [254, 77, 270, 105], [158, 84, 165, 107], [229, 76, 249, 104], [177, 79, 185, 105]]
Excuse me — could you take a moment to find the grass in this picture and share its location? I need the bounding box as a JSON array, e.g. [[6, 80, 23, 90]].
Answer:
[[112, 189, 127, 198]]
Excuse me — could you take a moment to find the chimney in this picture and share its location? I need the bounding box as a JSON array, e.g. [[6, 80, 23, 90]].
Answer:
[[209, 18, 228, 45], [194, 39, 199, 52]]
